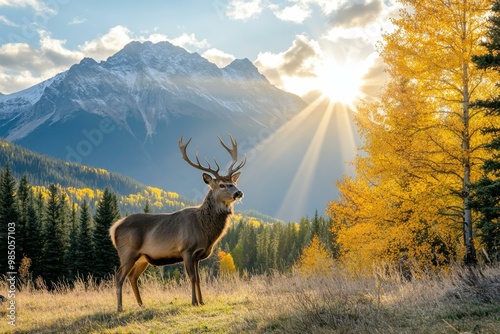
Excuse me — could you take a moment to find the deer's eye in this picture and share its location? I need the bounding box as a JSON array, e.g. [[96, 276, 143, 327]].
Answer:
[[219, 184, 227, 189]]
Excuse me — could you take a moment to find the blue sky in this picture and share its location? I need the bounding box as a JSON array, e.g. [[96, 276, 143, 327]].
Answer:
[[0, 0, 400, 101]]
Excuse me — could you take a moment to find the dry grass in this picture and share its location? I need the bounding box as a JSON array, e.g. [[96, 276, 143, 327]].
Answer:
[[1, 265, 500, 333]]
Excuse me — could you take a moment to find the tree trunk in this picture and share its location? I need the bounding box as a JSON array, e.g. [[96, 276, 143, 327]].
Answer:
[[461, 12, 477, 265]]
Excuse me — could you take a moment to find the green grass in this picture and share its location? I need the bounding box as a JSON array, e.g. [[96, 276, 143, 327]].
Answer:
[[1, 265, 500, 333]]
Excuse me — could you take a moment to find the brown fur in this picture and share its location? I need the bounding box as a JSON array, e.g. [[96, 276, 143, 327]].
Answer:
[[110, 135, 245, 312]]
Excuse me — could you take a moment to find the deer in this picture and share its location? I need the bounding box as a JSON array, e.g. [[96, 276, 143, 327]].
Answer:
[[109, 134, 245, 312]]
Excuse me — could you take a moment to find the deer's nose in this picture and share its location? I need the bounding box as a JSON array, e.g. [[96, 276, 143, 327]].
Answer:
[[233, 191, 243, 199]]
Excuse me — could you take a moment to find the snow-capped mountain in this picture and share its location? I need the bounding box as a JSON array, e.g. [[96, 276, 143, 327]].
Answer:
[[0, 41, 304, 141], [0, 41, 317, 219]]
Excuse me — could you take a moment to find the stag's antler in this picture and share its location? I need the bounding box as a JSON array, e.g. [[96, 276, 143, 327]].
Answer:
[[179, 135, 221, 178], [217, 134, 246, 176], [179, 134, 246, 178]]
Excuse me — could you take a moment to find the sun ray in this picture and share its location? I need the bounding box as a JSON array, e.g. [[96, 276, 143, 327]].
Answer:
[[241, 92, 360, 221], [276, 97, 336, 219], [335, 103, 358, 175], [241, 94, 328, 182]]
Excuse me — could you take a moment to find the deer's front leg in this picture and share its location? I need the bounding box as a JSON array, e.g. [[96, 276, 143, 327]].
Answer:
[[183, 253, 199, 306], [194, 260, 204, 305]]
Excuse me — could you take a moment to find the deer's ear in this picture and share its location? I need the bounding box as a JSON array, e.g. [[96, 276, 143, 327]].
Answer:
[[231, 172, 241, 183], [202, 173, 213, 184]]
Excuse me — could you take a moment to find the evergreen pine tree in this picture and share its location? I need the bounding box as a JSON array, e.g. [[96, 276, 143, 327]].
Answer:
[[66, 204, 79, 282], [470, 1, 500, 262], [298, 217, 311, 252], [25, 189, 43, 279], [58, 191, 70, 251], [17, 174, 29, 261], [232, 243, 244, 271], [75, 200, 94, 279], [143, 199, 151, 213], [42, 184, 66, 289], [35, 192, 45, 228], [256, 227, 271, 272], [93, 188, 120, 281], [312, 210, 320, 237], [0, 165, 19, 273], [238, 223, 257, 272]]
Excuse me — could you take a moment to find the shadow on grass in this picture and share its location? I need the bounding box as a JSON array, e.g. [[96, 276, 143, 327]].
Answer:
[[16, 307, 182, 334]]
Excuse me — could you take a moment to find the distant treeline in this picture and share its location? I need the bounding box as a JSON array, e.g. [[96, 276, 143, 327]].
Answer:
[[0, 138, 154, 195], [0, 165, 336, 288]]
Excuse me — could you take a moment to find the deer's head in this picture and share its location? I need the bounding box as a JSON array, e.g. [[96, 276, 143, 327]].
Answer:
[[179, 135, 245, 206]]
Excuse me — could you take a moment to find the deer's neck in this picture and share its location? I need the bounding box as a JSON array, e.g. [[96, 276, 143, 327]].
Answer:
[[198, 190, 232, 242]]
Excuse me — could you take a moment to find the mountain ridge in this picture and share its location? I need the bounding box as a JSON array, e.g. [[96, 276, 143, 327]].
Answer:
[[0, 41, 359, 221], [0, 40, 305, 141]]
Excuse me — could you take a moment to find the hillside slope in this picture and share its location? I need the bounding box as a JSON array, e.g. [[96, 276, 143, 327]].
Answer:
[[0, 138, 145, 195], [0, 139, 283, 223]]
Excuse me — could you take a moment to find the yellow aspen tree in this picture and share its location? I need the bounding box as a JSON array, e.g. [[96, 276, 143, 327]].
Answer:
[[218, 251, 237, 276], [329, 0, 495, 271], [330, 80, 458, 271], [294, 235, 333, 277], [382, 0, 494, 264]]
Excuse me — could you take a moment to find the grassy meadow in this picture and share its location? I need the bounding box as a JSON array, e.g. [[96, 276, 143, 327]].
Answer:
[[1, 265, 500, 334]]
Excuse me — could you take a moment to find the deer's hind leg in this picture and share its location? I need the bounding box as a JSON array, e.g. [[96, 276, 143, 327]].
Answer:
[[128, 258, 149, 308], [116, 251, 141, 312]]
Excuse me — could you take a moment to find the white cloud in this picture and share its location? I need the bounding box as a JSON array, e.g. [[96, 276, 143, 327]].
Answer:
[[271, 0, 383, 24], [140, 33, 168, 44], [0, 0, 56, 14], [226, 0, 263, 21], [68, 16, 87, 25], [358, 53, 387, 101], [0, 26, 136, 93], [0, 70, 46, 94], [79, 25, 133, 61], [255, 34, 323, 95], [255, 33, 382, 100], [202, 48, 236, 68], [330, 0, 383, 29], [0, 15, 18, 27], [324, 0, 400, 44], [0, 43, 40, 72], [168, 33, 209, 51], [0, 31, 83, 93], [0, 25, 214, 94], [0, 31, 82, 73], [295, 0, 346, 15], [226, 0, 348, 21], [273, 4, 311, 23], [79, 26, 176, 62], [39, 30, 83, 64]]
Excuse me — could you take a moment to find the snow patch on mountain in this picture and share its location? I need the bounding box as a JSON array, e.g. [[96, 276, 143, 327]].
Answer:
[[0, 73, 66, 121], [8, 111, 55, 141]]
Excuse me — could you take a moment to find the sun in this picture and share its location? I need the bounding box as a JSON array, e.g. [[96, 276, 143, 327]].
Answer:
[[316, 60, 364, 105], [276, 56, 368, 107]]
